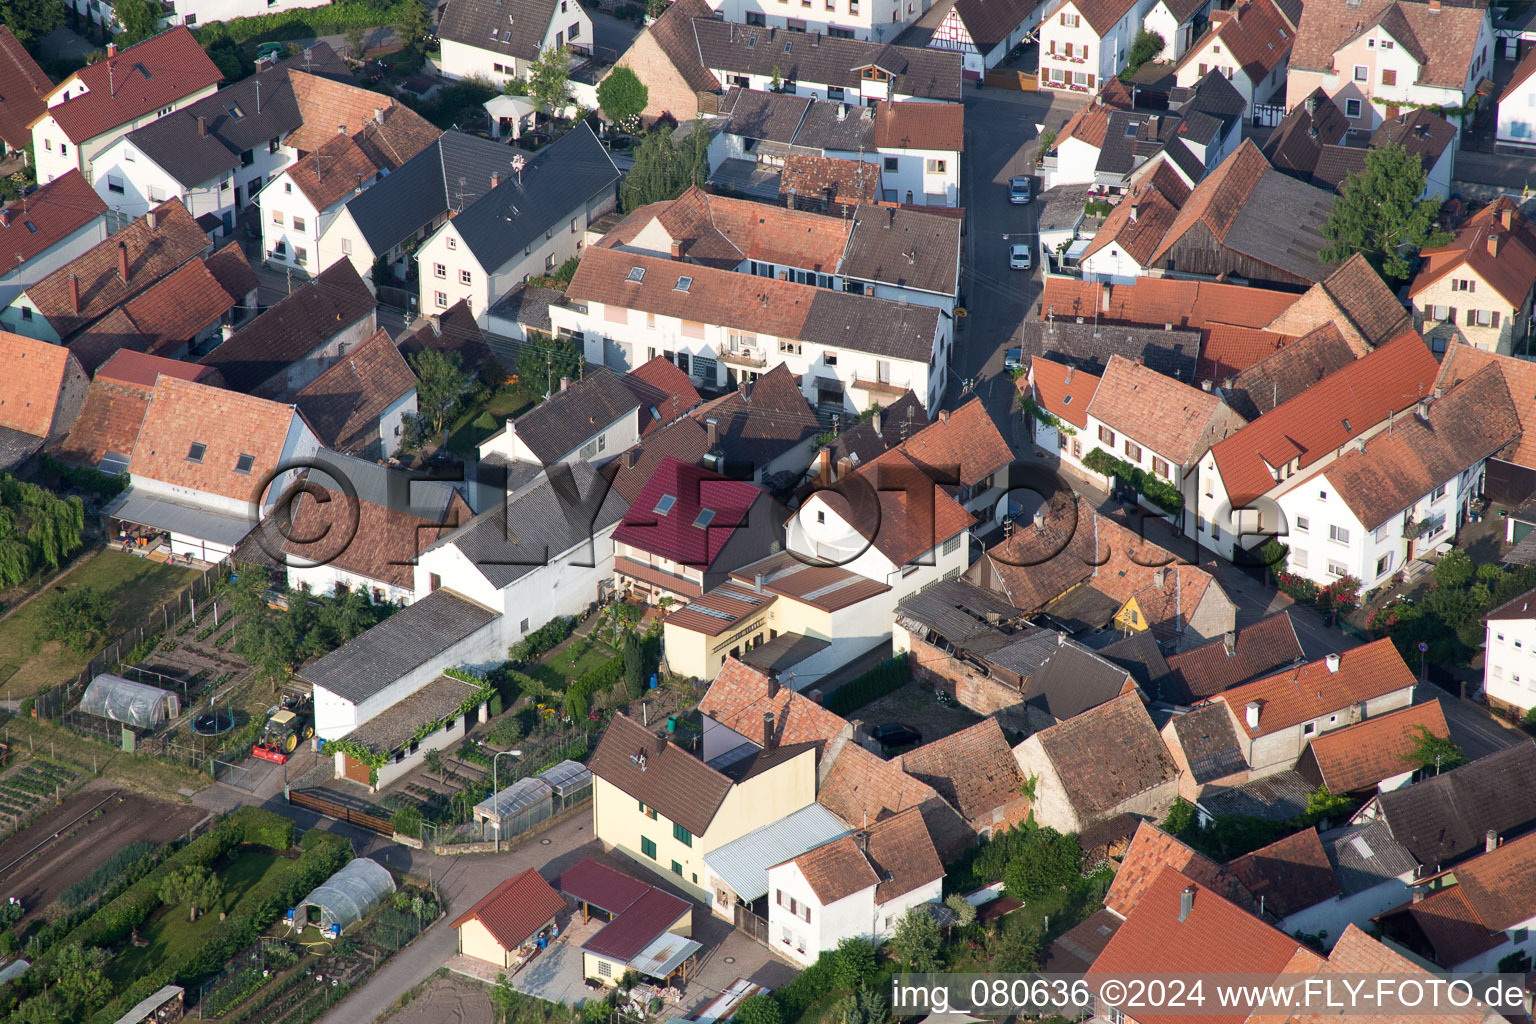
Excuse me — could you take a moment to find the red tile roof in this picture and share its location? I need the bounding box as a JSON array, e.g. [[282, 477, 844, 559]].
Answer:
[[873, 100, 964, 152], [816, 742, 974, 861], [280, 481, 466, 591], [40, 28, 222, 144], [0, 171, 108, 273], [613, 456, 773, 569], [814, 452, 974, 566], [792, 832, 881, 904], [792, 805, 942, 905], [1213, 638, 1416, 739], [1224, 827, 1341, 918], [1040, 277, 1297, 333], [53, 352, 225, 469], [1209, 332, 1441, 508], [0, 27, 52, 150], [625, 356, 702, 436], [450, 868, 566, 951], [1161, 610, 1305, 704], [699, 658, 849, 756], [1105, 822, 1258, 918], [70, 256, 238, 371], [129, 375, 297, 503], [1089, 865, 1319, 1024], [898, 718, 1026, 824], [1028, 356, 1098, 430], [1302, 700, 1451, 794], [1083, 162, 1191, 265], [1395, 883, 1506, 968], [1176, 0, 1295, 84], [1290, 925, 1491, 1024], [864, 397, 1011, 489], [295, 328, 417, 455], [1435, 342, 1536, 470], [27, 200, 210, 340], [1030, 693, 1179, 822], [0, 331, 83, 438], [1198, 324, 1295, 384], [1442, 828, 1536, 935], [1148, 139, 1270, 266], [1290, 0, 1488, 89], [98, 348, 223, 389], [556, 857, 654, 915], [1087, 353, 1239, 465], [1411, 196, 1536, 308]]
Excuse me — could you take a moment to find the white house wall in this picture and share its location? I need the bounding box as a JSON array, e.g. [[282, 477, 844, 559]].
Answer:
[[704, 0, 916, 43], [1483, 616, 1536, 714], [32, 81, 221, 186], [1279, 876, 1413, 950], [439, 1, 595, 82], [94, 135, 293, 236], [0, 215, 108, 314]]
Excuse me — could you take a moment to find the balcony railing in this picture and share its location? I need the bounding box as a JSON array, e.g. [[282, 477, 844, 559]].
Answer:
[[850, 373, 908, 395], [722, 347, 768, 367]]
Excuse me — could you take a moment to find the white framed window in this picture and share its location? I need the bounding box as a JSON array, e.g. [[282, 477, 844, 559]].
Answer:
[[1295, 516, 1309, 533], [446, 237, 457, 250], [292, 215, 306, 232], [435, 291, 448, 307], [434, 263, 446, 278], [925, 158, 946, 173], [1329, 524, 1350, 544], [459, 269, 472, 285], [1291, 549, 1309, 569], [271, 210, 284, 225], [1376, 553, 1393, 577], [1328, 559, 1348, 576], [1354, 65, 1367, 81], [294, 246, 308, 266], [341, 238, 352, 255]]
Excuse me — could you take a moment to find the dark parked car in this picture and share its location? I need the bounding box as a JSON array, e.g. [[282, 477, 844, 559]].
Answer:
[[871, 723, 922, 748]]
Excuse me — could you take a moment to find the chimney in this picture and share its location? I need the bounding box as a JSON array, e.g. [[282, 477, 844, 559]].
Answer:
[[1223, 631, 1236, 657], [1502, 206, 1515, 231], [1178, 885, 1195, 922], [1306, 94, 1319, 115], [837, 456, 852, 477], [763, 712, 776, 750], [1057, 631, 1067, 646], [1488, 233, 1501, 258], [754, 572, 765, 594], [654, 731, 667, 755], [819, 446, 831, 480], [68, 273, 80, 315], [626, 449, 639, 469], [146, 208, 158, 231], [855, 830, 869, 856], [117, 241, 129, 283], [1325, 653, 1341, 674], [375, 106, 385, 125], [670, 240, 684, 259], [1154, 566, 1168, 589], [1100, 286, 1111, 312], [1129, 204, 1140, 223], [871, 408, 882, 435], [707, 418, 719, 446], [1201, 378, 1213, 392], [939, 409, 950, 424], [1428, 0, 1440, 9], [198, 116, 207, 137], [0, 208, 9, 228], [107, 42, 117, 57], [1245, 701, 1261, 730], [355, 172, 363, 194], [560, 376, 570, 391], [1412, 889, 1426, 904], [767, 674, 781, 699], [491, 171, 500, 190], [1487, 829, 1499, 853]]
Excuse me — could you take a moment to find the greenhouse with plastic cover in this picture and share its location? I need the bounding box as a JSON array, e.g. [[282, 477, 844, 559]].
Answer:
[[293, 857, 396, 934], [78, 674, 180, 729]]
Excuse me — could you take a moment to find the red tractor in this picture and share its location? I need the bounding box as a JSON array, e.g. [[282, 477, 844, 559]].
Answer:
[[253, 694, 314, 764]]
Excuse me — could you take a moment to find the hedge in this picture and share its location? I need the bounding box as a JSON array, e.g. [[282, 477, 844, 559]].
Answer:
[[564, 654, 624, 719], [82, 829, 351, 1024], [193, 0, 418, 45], [823, 654, 910, 716], [512, 616, 576, 661], [1080, 447, 1183, 514]]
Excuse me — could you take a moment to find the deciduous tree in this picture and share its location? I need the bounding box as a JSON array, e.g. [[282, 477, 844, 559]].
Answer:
[[39, 586, 111, 655], [1320, 142, 1451, 282], [410, 348, 470, 435], [157, 866, 223, 922], [1, 0, 64, 46], [113, 0, 162, 45], [888, 906, 943, 971], [528, 44, 572, 114], [597, 66, 649, 132]]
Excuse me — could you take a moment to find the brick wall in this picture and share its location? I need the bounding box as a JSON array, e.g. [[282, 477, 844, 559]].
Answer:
[[908, 634, 1035, 732], [617, 34, 704, 123]]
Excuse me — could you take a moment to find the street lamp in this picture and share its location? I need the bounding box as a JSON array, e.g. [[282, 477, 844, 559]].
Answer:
[[491, 749, 523, 853]]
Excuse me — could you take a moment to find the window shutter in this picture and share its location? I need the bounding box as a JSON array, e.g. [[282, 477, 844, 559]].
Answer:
[[802, 905, 811, 922], [1493, 311, 1502, 327], [1467, 309, 1476, 326], [1448, 306, 1456, 324], [776, 889, 783, 906]]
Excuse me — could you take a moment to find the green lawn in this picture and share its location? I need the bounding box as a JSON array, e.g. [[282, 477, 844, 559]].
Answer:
[[510, 637, 618, 692], [0, 550, 199, 698], [106, 848, 287, 987], [441, 385, 538, 456]]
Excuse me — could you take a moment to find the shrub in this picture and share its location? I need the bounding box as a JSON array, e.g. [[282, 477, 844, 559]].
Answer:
[[510, 616, 575, 661], [824, 654, 910, 716], [736, 994, 782, 1024], [193, 0, 418, 45], [1000, 825, 1084, 901], [391, 806, 423, 836], [1080, 447, 1183, 513], [487, 715, 523, 747], [831, 937, 876, 989]]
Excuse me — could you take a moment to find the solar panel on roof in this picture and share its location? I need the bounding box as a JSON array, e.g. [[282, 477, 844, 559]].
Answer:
[[801, 575, 858, 601], [689, 604, 739, 622]]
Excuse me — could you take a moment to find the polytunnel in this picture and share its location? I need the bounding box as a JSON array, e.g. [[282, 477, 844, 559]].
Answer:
[[78, 674, 180, 729], [294, 857, 396, 933]]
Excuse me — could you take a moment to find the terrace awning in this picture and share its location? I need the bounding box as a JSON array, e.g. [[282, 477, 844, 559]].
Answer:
[[627, 932, 702, 980], [105, 490, 254, 546]]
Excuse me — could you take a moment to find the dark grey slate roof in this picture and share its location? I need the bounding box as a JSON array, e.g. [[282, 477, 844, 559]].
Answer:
[[439, 0, 563, 63], [301, 448, 464, 518], [1022, 639, 1133, 722], [502, 367, 640, 464], [1017, 320, 1201, 383], [1198, 768, 1311, 821], [843, 205, 960, 298], [801, 289, 940, 363], [1321, 819, 1418, 896], [895, 577, 1026, 648], [488, 284, 563, 335], [691, 19, 963, 101], [450, 123, 620, 273], [0, 425, 43, 472], [343, 130, 532, 255], [200, 260, 377, 394], [1040, 584, 1123, 634], [1221, 171, 1335, 284], [793, 100, 878, 151], [818, 392, 927, 475], [300, 588, 499, 703], [716, 88, 812, 145], [739, 631, 831, 674], [1097, 630, 1170, 695], [122, 45, 348, 188], [1374, 741, 1536, 870], [429, 460, 628, 590]]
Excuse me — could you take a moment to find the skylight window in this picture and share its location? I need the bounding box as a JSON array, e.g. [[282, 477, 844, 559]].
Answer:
[[187, 442, 206, 463], [627, 266, 646, 283], [694, 508, 716, 529], [748, 36, 756, 46], [785, 41, 793, 51], [23, 221, 35, 234], [655, 494, 677, 515], [227, 104, 244, 120], [649, 405, 661, 420], [675, 276, 692, 292], [234, 453, 255, 474]]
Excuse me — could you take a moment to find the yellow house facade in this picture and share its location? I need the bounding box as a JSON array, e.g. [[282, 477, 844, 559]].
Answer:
[[589, 712, 818, 902]]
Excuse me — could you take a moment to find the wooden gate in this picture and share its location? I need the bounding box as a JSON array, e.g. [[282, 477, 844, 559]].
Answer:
[[984, 68, 1037, 91], [288, 788, 395, 836], [733, 903, 769, 945], [1251, 104, 1286, 127]]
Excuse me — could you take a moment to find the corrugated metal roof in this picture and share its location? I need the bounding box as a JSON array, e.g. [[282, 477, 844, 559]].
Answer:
[[703, 803, 850, 903], [474, 776, 553, 824], [626, 932, 702, 977]]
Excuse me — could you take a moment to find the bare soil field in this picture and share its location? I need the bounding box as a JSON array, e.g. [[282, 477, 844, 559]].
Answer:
[[0, 785, 209, 919], [382, 974, 495, 1024]]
